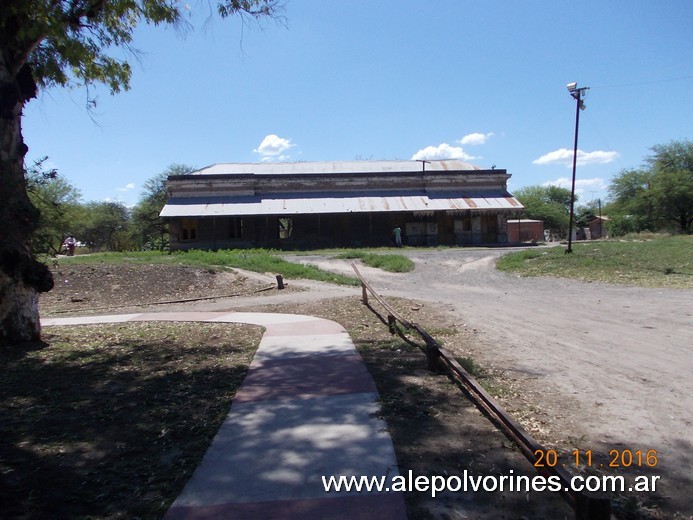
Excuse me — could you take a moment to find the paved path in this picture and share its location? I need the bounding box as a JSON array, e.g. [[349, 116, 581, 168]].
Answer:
[[42, 312, 406, 519]]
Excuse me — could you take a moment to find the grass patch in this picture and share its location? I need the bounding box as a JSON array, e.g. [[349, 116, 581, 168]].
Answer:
[[0, 322, 262, 519], [496, 235, 692, 288], [334, 250, 415, 273], [53, 249, 359, 286], [456, 356, 486, 378]]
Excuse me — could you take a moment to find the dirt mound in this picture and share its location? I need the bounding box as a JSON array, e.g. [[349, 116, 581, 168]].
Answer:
[[40, 263, 278, 315]]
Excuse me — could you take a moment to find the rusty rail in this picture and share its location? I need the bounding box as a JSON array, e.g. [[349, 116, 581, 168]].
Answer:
[[352, 263, 610, 520]]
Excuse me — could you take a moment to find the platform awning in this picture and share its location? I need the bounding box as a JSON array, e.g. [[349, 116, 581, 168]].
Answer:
[[160, 193, 522, 218]]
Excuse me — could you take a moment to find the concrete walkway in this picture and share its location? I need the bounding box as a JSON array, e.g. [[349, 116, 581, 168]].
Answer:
[[42, 312, 407, 519]]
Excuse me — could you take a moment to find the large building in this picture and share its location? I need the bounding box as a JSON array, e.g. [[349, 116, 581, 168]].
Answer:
[[160, 160, 523, 250]]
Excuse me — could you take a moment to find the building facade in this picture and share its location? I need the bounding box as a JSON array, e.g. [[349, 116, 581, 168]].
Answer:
[[160, 160, 524, 250]]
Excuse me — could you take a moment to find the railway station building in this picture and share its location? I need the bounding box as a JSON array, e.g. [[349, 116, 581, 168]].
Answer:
[[160, 160, 524, 250]]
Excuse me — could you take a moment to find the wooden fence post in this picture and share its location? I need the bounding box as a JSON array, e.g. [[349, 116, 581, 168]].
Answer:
[[387, 314, 396, 335], [425, 341, 443, 372]]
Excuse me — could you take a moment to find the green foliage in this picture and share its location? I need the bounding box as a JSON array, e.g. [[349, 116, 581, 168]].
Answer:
[[607, 168, 655, 233], [456, 356, 485, 378], [647, 140, 693, 232], [26, 157, 82, 254], [605, 213, 647, 237], [496, 235, 692, 288], [335, 251, 415, 273], [544, 185, 573, 208], [513, 185, 574, 235], [27, 163, 197, 254], [75, 201, 133, 252], [608, 140, 693, 234], [3, 1, 282, 95]]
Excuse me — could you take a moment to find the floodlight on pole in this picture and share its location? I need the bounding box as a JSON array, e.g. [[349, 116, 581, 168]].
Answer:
[[565, 82, 589, 254]]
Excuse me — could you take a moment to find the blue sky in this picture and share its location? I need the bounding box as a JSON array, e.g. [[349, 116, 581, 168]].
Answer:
[[23, 0, 692, 207]]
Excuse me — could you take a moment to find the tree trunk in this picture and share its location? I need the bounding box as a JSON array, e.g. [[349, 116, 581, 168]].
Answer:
[[0, 269, 45, 343], [1, 63, 54, 346]]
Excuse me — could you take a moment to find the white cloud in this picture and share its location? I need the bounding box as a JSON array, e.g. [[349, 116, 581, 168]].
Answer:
[[533, 148, 619, 167], [411, 143, 475, 161], [104, 195, 134, 207], [116, 183, 136, 192], [543, 177, 608, 196], [459, 132, 494, 146], [253, 134, 295, 161]]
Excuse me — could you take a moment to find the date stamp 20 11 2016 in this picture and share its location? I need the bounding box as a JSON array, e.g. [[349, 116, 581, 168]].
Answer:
[[534, 449, 658, 469]]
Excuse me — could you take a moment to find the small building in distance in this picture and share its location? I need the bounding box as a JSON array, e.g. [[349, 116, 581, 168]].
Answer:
[[506, 219, 545, 243], [160, 160, 524, 250], [588, 216, 610, 240]]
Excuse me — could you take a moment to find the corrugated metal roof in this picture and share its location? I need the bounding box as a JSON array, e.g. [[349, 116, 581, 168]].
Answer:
[[192, 159, 483, 176], [160, 194, 522, 218]]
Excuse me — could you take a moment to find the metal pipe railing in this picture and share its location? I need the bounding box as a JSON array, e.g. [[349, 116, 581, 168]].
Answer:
[[352, 263, 610, 520]]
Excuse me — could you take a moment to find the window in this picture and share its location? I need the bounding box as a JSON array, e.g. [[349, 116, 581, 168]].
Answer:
[[279, 217, 292, 239], [181, 218, 198, 241]]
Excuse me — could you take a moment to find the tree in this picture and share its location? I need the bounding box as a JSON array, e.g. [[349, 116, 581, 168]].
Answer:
[[607, 140, 692, 234], [607, 168, 655, 233], [513, 185, 575, 236], [0, 1, 282, 345], [647, 140, 693, 233], [26, 158, 83, 255], [77, 201, 132, 252], [132, 163, 194, 250]]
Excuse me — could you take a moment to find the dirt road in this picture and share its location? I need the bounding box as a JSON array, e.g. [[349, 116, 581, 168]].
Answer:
[[284, 247, 693, 515]]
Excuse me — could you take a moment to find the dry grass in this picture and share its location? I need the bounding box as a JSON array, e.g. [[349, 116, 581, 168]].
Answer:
[[0, 322, 262, 519]]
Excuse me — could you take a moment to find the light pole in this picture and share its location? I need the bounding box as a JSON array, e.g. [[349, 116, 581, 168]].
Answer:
[[566, 82, 589, 253]]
